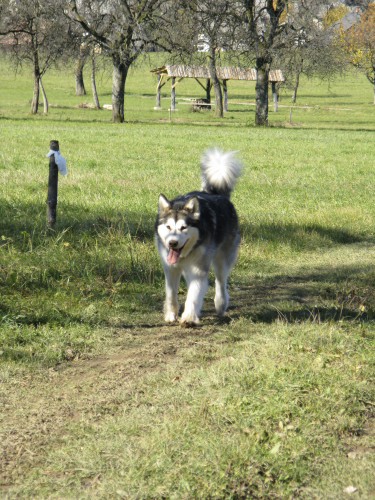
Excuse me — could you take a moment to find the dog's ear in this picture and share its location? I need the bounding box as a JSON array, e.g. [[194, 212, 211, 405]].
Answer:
[[158, 194, 171, 214], [184, 197, 200, 220]]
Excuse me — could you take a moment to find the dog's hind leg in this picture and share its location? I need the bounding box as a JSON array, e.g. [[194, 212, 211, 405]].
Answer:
[[163, 266, 181, 323], [213, 258, 230, 316], [213, 238, 240, 316], [181, 269, 209, 325]]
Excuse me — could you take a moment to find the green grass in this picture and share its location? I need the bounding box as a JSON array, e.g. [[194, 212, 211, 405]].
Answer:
[[0, 55, 374, 498]]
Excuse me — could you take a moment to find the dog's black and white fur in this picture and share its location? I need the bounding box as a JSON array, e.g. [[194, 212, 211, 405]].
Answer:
[[155, 149, 243, 325]]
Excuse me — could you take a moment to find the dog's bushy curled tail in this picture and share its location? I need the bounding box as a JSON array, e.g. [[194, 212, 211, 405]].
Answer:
[[201, 148, 243, 197]]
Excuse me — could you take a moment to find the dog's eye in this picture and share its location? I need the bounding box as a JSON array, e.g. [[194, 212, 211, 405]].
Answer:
[[180, 226, 187, 232], [166, 225, 171, 230]]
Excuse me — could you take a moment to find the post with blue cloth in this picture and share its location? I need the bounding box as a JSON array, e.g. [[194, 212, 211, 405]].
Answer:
[[46, 140, 68, 227]]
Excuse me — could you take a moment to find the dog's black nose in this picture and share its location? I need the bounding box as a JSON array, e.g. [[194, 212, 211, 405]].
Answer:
[[169, 240, 178, 249]]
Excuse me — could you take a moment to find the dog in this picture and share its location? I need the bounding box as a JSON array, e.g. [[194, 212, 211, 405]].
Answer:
[[155, 148, 243, 326]]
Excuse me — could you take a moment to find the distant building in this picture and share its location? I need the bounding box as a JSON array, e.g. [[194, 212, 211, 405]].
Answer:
[[332, 10, 361, 31], [197, 34, 210, 52]]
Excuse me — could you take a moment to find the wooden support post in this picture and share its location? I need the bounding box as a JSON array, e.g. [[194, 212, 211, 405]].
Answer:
[[47, 140, 59, 228], [171, 77, 176, 111], [223, 79, 228, 112], [155, 74, 162, 110], [272, 82, 278, 112]]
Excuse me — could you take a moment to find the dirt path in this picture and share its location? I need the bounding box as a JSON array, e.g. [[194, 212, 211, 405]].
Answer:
[[1, 278, 373, 492], [0, 323, 220, 489]]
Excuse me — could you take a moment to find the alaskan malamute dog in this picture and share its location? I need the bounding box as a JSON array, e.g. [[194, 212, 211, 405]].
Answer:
[[155, 149, 243, 326]]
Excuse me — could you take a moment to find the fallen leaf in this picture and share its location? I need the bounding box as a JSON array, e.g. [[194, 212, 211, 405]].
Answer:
[[270, 442, 281, 455], [343, 485, 358, 494]]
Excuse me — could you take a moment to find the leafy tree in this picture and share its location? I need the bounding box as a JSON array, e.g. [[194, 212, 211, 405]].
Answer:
[[177, 0, 237, 118], [340, 3, 375, 103], [66, 0, 172, 123], [323, 4, 350, 28], [276, 2, 347, 103], [237, 1, 338, 125], [237, 0, 289, 126], [0, 0, 74, 114]]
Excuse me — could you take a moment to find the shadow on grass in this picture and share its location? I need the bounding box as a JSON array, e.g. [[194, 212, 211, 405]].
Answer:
[[2, 114, 374, 132], [2, 259, 373, 366], [1, 256, 374, 368], [1, 198, 374, 332], [0, 199, 155, 244], [226, 109, 253, 114], [227, 263, 375, 324], [241, 221, 368, 250]]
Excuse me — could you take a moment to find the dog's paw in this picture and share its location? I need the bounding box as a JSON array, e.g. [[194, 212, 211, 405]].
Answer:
[[164, 311, 178, 323], [180, 311, 200, 327], [214, 292, 229, 317], [180, 320, 199, 328]]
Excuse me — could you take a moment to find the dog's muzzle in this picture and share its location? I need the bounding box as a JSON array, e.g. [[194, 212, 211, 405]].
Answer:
[[169, 239, 178, 249], [167, 240, 185, 265]]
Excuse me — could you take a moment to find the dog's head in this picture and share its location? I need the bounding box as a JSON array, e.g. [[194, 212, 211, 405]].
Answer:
[[157, 194, 200, 265]]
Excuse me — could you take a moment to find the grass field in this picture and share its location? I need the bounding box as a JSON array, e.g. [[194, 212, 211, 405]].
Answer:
[[0, 55, 374, 498]]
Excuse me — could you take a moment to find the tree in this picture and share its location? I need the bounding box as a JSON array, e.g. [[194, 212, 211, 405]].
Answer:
[[238, 1, 336, 126], [66, 0, 172, 123], [0, 0, 74, 114], [237, 0, 289, 126], [74, 41, 89, 96], [90, 49, 101, 110], [177, 1, 236, 118], [323, 4, 350, 28], [340, 3, 375, 103], [276, 3, 347, 104]]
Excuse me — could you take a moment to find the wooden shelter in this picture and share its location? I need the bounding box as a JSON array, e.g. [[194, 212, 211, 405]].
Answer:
[[151, 65, 284, 112]]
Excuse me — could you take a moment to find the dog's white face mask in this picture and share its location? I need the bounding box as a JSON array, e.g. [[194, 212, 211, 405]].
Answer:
[[157, 195, 200, 265]]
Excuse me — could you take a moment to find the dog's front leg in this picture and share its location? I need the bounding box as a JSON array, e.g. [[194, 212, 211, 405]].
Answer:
[[163, 266, 181, 323], [181, 270, 208, 326]]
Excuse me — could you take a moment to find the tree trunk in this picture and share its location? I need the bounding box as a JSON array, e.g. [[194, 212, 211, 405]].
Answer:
[[31, 60, 40, 114], [208, 49, 223, 118], [39, 77, 49, 114], [292, 69, 301, 104], [91, 51, 100, 109], [223, 79, 228, 112], [255, 60, 269, 126], [365, 68, 375, 104], [75, 49, 87, 96], [206, 78, 211, 103], [112, 56, 128, 123]]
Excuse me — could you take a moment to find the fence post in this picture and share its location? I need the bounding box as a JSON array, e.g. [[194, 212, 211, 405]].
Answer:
[[46, 140, 59, 227]]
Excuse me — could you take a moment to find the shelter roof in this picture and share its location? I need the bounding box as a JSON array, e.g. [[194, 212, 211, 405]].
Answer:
[[151, 65, 284, 82]]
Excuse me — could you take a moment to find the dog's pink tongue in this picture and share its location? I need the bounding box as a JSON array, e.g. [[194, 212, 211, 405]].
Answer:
[[167, 248, 181, 265]]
